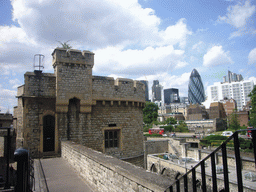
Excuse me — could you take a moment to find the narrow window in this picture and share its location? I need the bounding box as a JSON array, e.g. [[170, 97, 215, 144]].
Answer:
[[105, 130, 119, 148]]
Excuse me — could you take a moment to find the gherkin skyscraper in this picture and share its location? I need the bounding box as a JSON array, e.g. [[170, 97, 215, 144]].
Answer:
[[188, 69, 205, 104]]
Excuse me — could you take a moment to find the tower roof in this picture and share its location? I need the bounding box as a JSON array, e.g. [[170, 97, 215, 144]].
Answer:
[[190, 69, 200, 77]]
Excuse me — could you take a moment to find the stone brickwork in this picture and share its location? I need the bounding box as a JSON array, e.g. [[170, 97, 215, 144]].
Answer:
[[62, 141, 173, 192], [14, 48, 145, 160]]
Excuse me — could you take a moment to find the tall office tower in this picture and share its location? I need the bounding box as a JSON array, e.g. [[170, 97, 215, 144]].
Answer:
[[152, 80, 162, 102], [180, 97, 189, 105], [223, 70, 243, 83], [164, 88, 180, 104], [188, 69, 205, 104], [207, 80, 254, 111], [139, 80, 149, 101]]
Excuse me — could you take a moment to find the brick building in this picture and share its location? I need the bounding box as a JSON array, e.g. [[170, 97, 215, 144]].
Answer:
[[220, 98, 237, 116], [187, 104, 208, 120], [209, 102, 226, 119], [13, 48, 145, 161]]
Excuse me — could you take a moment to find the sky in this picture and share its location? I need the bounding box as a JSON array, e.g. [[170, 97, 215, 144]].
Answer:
[[0, 0, 256, 113]]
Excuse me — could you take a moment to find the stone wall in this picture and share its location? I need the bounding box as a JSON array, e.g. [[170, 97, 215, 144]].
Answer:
[[146, 137, 255, 171], [147, 155, 256, 192], [22, 97, 56, 156], [62, 141, 173, 192], [92, 76, 145, 102], [24, 72, 56, 97], [84, 101, 144, 159]]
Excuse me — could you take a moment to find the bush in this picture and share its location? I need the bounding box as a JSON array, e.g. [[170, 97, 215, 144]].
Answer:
[[160, 125, 173, 132], [144, 133, 163, 137]]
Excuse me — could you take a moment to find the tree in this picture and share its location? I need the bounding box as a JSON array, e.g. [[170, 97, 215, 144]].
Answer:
[[165, 117, 177, 125], [249, 85, 256, 127], [58, 40, 72, 49], [143, 102, 159, 124], [175, 121, 189, 132], [228, 112, 240, 130]]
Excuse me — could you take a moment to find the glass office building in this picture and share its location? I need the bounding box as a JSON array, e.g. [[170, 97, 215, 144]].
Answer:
[[188, 69, 205, 104]]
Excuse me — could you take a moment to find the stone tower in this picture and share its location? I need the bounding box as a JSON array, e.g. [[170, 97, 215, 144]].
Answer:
[[14, 48, 145, 165]]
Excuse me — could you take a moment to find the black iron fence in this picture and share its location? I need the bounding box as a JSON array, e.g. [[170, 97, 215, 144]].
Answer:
[[165, 129, 256, 192]]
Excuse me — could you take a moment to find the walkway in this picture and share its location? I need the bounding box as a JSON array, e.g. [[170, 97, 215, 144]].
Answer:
[[34, 157, 97, 192]]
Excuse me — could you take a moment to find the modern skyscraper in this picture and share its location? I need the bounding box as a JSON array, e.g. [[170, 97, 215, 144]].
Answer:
[[188, 69, 205, 104], [223, 70, 243, 83], [152, 80, 162, 102], [164, 88, 180, 104], [139, 80, 149, 101]]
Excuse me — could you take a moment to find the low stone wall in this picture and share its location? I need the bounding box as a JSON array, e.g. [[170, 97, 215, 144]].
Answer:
[[61, 141, 173, 192], [147, 137, 255, 171], [147, 155, 256, 192]]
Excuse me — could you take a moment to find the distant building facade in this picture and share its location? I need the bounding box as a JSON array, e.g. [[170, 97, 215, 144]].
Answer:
[[187, 104, 208, 121], [209, 102, 226, 119], [164, 88, 180, 104], [0, 113, 13, 128], [223, 70, 243, 83], [13, 48, 145, 160], [139, 80, 150, 101], [188, 69, 205, 104], [207, 80, 254, 111], [220, 98, 237, 116], [152, 80, 162, 102], [180, 97, 189, 105]]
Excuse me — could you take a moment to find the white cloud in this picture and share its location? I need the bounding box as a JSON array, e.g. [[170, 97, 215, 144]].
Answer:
[[9, 78, 22, 89], [93, 45, 187, 76], [218, 0, 255, 28], [0, 84, 17, 113], [0, 0, 192, 75], [138, 72, 190, 100], [10, 0, 191, 49], [217, 0, 255, 37], [192, 41, 204, 52], [248, 76, 256, 84], [203, 45, 233, 67], [248, 48, 256, 65]]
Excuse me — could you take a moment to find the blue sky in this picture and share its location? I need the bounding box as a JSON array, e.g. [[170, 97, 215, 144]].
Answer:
[[0, 0, 256, 113]]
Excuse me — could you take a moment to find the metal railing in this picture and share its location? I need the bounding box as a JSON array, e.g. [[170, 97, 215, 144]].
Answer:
[[14, 148, 35, 192], [165, 129, 256, 192]]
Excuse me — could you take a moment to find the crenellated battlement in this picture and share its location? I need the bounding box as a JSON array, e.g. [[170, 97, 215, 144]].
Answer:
[[52, 48, 94, 67], [92, 76, 145, 103], [14, 48, 145, 159]]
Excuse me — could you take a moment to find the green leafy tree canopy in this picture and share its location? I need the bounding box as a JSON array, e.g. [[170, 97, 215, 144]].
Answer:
[[165, 117, 177, 125], [249, 85, 256, 127], [229, 111, 240, 131], [143, 102, 159, 124]]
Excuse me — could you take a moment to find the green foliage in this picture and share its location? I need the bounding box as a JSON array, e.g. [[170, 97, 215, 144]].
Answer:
[[144, 133, 163, 137], [143, 102, 159, 124], [249, 85, 256, 127], [228, 112, 240, 130], [205, 135, 228, 141], [165, 117, 177, 125], [175, 121, 188, 132], [58, 40, 72, 49], [160, 125, 173, 132], [200, 135, 253, 149]]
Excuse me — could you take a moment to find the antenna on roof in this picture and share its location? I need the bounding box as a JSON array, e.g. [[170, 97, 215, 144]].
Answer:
[[34, 54, 45, 72]]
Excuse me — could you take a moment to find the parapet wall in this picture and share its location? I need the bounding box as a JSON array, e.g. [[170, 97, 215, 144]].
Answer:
[[92, 76, 145, 103], [23, 72, 56, 98], [61, 141, 173, 192]]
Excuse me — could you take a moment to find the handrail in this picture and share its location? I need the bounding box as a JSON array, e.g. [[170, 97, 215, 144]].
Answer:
[[165, 128, 256, 192]]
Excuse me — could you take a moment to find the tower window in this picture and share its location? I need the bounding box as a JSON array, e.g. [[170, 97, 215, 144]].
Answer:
[[105, 130, 120, 148]]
